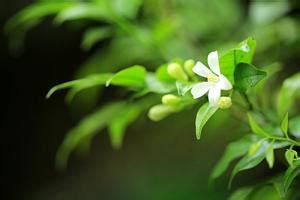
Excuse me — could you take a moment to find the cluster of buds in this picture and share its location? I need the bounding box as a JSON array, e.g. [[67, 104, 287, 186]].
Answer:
[[148, 58, 232, 121], [167, 59, 196, 82]]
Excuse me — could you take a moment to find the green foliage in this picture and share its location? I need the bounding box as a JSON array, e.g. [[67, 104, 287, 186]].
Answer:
[[145, 73, 174, 94], [277, 73, 300, 118], [219, 37, 256, 83], [195, 103, 218, 140], [43, 36, 300, 197], [108, 104, 141, 149], [106, 65, 146, 88], [248, 140, 263, 156], [5, 2, 72, 33], [37, 32, 300, 198], [282, 159, 300, 196], [53, 3, 112, 24], [251, 186, 282, 200], [230, 185, 283, 200], [281, 113, 289, 137], [228, 187, 254, 200], [247, 113, 270, 137], [6, 0, 300, 195], [81, 27, 111, 50], [210, 135, 257, 181], [46, 73, 112, 99], [56, 101, 126, 170], [289, 116, 300, 138], [285, 149, 297, 167], [229, 140, 269, 188], [234, 63, 267, 92], [265, 144, 274, 168]]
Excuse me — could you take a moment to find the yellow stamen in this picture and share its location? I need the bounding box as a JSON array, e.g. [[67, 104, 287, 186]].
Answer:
[[207, 73, 219, 82]]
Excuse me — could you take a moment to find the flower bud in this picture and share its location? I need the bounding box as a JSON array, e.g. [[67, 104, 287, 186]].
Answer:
[[167, 63, 188, 82], [148, 104, 174, 121], [162, 94, 181, 106], [218, 97, 232, 109], [184, 59, 195, 77]]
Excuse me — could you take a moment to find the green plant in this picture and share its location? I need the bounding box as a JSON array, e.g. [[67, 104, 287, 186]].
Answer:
[[47, 37, 300, 199], [6, 0, 300, 199]]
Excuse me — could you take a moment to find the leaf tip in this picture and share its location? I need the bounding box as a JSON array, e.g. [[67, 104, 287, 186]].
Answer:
[[46, 89, 54, 99], [196, 132, 201, 140]]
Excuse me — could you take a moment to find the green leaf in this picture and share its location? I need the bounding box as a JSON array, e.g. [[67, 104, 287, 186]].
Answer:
[[248, 140, 262, 156], [281, 112, 289, 136], [81, 27, 111, 51], [56, 101, 126, 170], [251, 185, 282, 200], [5, 2, 72, 33], [285, 149, 297, 166], [219, 37, 256, 83], [145, 73, 174, 94], [277, 73, 300, 118], [195, 103, 218, 140], [5, 2, 73, 49], [108, 104, 141, 149], [46, 73, 112, 98], [247, 112, 270, 137], [265, 144, 274, 168], [54, 2, 112, 24], [210, 135, 258, 181], [234, 63, 267, 92], [109, 0, 143, 19], [228, 187, 254, 200], [289, 116, 300, 138], [282, 159, 300, 195], [229, 140, 269, 188], [106, 65, 146, 88]]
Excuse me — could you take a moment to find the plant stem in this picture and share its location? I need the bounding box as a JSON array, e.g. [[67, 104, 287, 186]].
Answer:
[[267, 136, 300, 146], [241, 92, 253, 110]]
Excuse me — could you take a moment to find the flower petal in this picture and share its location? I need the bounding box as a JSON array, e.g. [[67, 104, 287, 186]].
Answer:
[[208, 87, 221, 106], [218, 74, 232, 90], [191, 82, 213, 99], [208, 51, 220, 75], [192, 61, 211, 78]]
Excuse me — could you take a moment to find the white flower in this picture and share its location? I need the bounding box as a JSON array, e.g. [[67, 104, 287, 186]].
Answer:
[[191, 51, 232, 106]]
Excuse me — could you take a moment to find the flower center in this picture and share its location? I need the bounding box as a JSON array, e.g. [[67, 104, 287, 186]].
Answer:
[[207, 73, 219, 83]]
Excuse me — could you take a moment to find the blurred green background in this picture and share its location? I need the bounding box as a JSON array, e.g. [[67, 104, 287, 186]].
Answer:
[[1, 0, 300, 199]]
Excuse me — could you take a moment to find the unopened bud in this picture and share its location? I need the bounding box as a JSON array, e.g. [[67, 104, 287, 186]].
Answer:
[[148, 104, 174, 121], [162, 94, 181, 106], [167, 63, 188, 82], [184, 59, 195, 77], [218, 97, 232, 109]]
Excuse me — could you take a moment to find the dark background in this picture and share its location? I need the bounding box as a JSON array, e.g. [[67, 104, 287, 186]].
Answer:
[[1, 0, 86, 199]]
